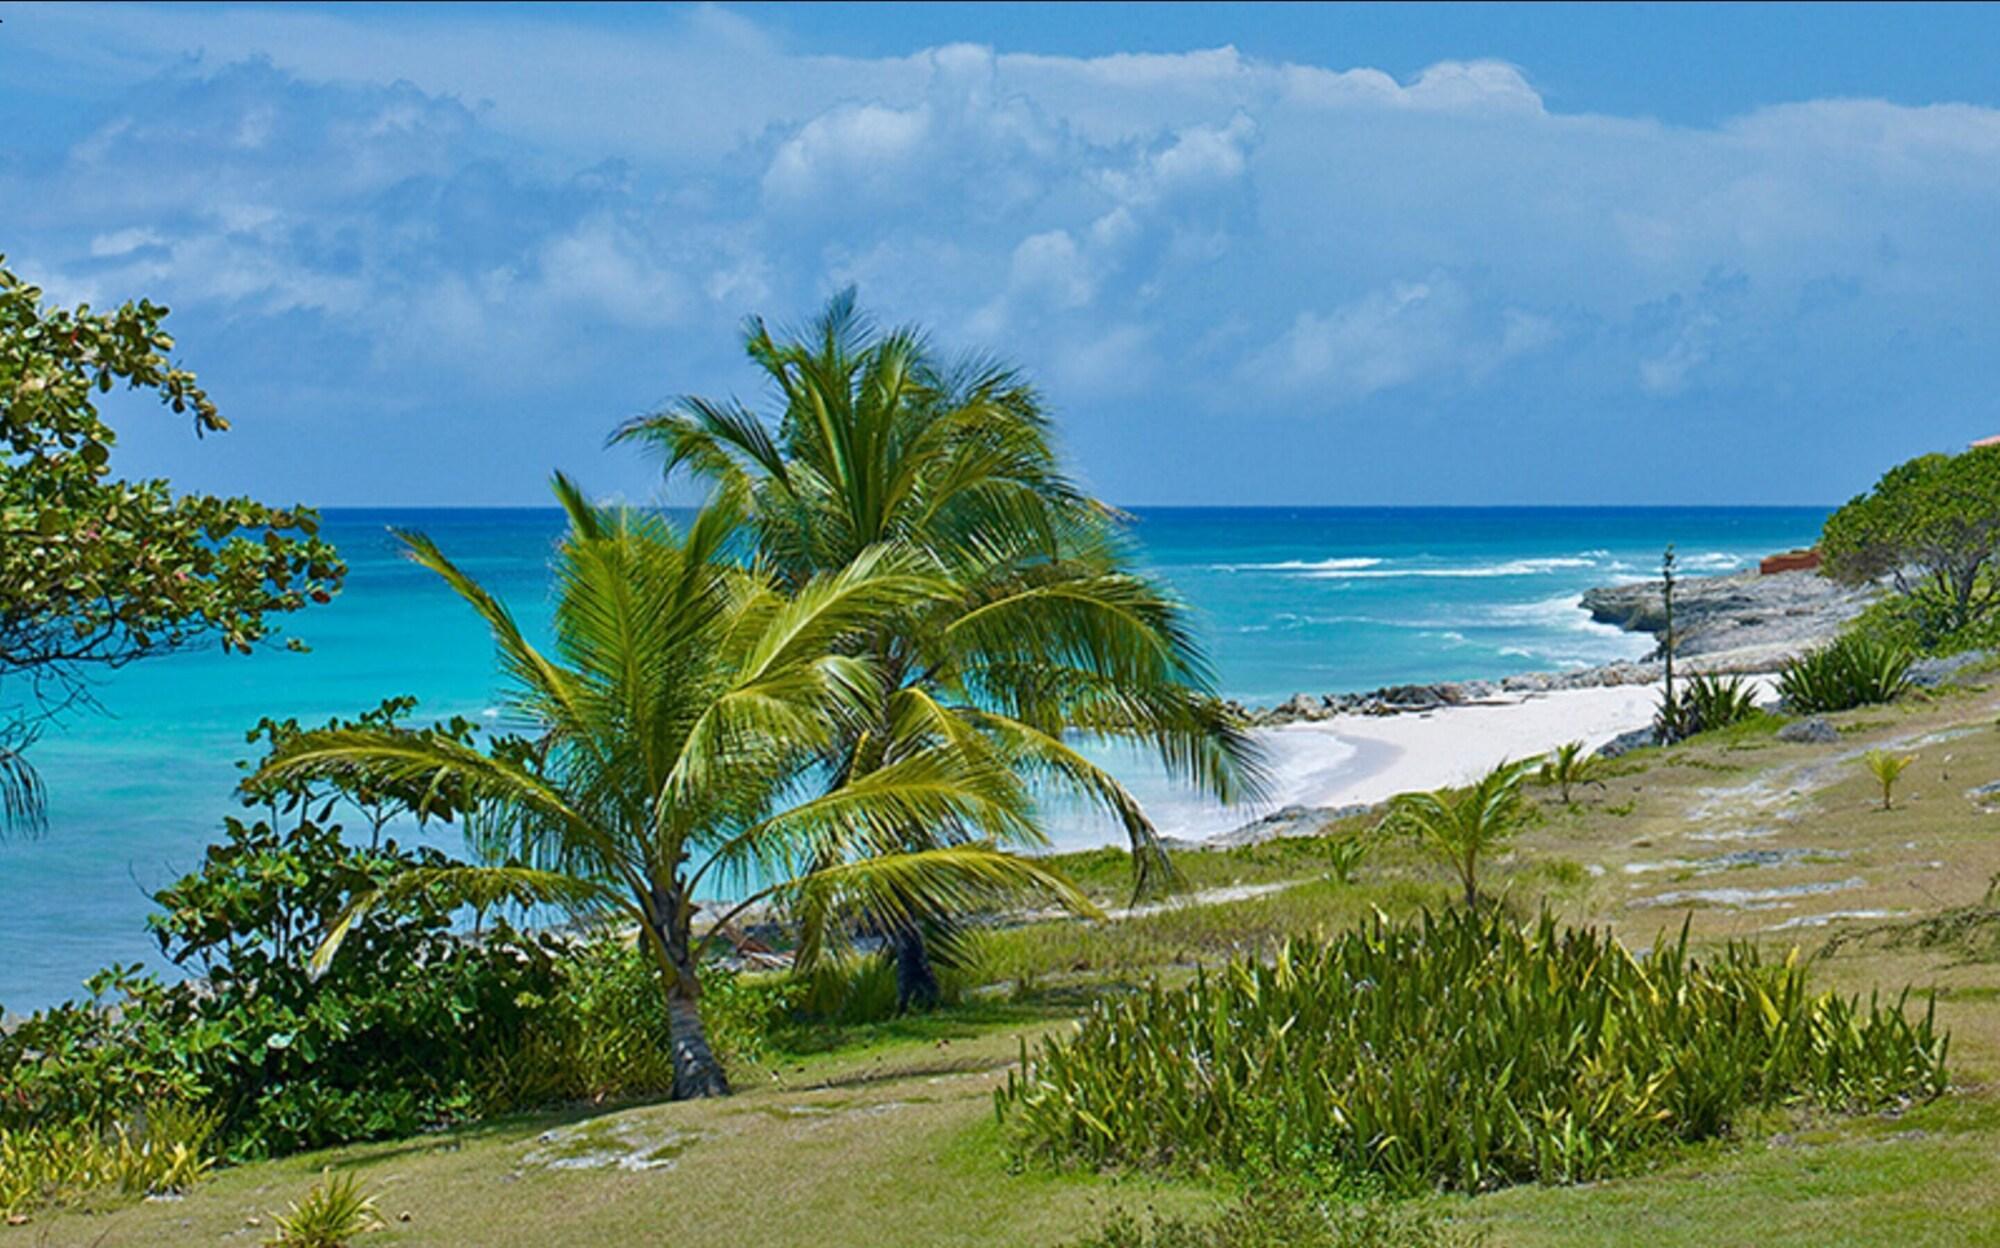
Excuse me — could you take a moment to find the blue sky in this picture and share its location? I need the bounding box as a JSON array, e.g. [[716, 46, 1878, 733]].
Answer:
[[3, 2, 1998, 507]]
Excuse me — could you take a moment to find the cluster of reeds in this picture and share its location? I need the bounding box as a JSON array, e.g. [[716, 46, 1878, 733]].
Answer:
[[999, 909, 1948, 1192]]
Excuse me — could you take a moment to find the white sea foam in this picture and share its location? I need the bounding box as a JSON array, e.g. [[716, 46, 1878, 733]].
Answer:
[[1210, 556, 1384, 572], [1301, 557, 1598, 580]]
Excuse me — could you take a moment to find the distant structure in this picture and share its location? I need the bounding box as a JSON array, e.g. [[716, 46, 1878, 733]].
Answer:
[[1760, 549, 1821, 575], [1973, 435, 2000, 449]]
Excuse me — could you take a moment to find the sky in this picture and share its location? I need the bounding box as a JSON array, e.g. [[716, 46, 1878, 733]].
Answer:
[[3, 2, 1998, 508]]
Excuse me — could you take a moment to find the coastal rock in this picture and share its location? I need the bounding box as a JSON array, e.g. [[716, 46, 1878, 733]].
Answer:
[[1909, 650, 1995, 689], [1777, 716, 1840, 744], [1596, 726, 1658, 758], [1209, 803, 1376, 847], [1578, 569, 1876, 662], [1965, 781, 2000, 806]]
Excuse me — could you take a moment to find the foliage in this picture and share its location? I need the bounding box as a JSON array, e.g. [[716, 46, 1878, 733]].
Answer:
[[1821, 446, 2000, 643], [1820, 873, 2000, 963], [1534, 741, 1602, 804], [1662, 672, 1763, 738], [1063, 1186, 1484, 1248], [0, 1103, 217, 1217], [1379, 760, 1538, 908], [258, 477, 1097, 1100], [0, 699, 578, 1160], [265, 1170, 384, 1248], [1325, 834, 1370, 885], [0, 258, 344, 830], [1778, 634, 1915, 714], [999, 910, 1949, 1192], [1863, 751, 1918, 811], [615, 292, 1266, 1011], [966, 877, 1444, 988]]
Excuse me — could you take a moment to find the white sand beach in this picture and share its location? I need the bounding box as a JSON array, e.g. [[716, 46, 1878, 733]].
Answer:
[[1248, 677, 1776, 818]]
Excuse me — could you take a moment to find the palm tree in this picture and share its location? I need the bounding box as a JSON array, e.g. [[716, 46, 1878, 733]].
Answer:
[[1536, 740, 1603, 805], [1863, 750, 1917, 811], [614, 292, 1265, 1006], [260, 476, 1093, 1097], [1382, 759, 1538, 908]]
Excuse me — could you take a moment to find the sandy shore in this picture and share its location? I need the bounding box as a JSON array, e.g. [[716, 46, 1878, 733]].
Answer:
[[1240, 676, 1775, 820]]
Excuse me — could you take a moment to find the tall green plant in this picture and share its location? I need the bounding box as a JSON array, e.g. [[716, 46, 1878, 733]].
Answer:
[[999, 910, 1949, 1191], [1380, 760, 1537, 908], [1779, 633, 1915, 714], [260, 477, 1094, 1097], [615, 292, 1264, 1007]]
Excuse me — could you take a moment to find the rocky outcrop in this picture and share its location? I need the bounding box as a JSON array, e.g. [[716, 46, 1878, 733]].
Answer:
[[1208, 802, 1379, 847], [1578, 569, 1876, 661]]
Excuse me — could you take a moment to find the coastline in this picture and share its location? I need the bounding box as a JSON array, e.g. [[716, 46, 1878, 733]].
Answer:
[[1197, 566, 1860, 847]]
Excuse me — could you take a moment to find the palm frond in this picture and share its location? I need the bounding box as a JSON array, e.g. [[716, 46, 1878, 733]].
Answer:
[[782, 844, 1101, 972]]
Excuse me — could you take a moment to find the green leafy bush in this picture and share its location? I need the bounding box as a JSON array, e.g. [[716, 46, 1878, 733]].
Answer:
[[999, 910, 1947, 1192], [1779, 634, 1915, 714], [1, 815, 568, 1159]]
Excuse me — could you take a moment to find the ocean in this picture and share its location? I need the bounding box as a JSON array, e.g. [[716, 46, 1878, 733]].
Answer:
[[0, 505, 1826, 1009]]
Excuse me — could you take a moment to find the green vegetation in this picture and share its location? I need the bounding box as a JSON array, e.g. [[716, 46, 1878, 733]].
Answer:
[[1535, 741, 1602, 805], [264, 1170, 384, 1248], [1864, 751, 1919, 810], [1822, 445, 2000, 646], [1381, 760, 1538, 907], [0, 258, 344, 830], [998, 910, 1947, 1191], [260, 478, 1094, 1101], [1063, 1185, 1485, 1248], [0, 1103, 214, 1216], [1778, 633, 1916, 713], [616, 291, 1262, 1004], [1677, 672, 1762, 734]]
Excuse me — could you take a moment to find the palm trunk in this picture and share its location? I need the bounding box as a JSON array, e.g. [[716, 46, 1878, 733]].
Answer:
[[667, 987, 730, 1100], [647, 894, 731, 1100], [890, 922, 941, 1012]]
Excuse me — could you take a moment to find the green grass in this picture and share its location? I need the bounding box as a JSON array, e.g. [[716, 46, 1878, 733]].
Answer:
[[27, 683, 2000, 1245]]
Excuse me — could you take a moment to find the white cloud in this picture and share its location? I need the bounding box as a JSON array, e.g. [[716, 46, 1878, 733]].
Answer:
[[8, 7, 2000, 502], [1259, 276, 1558, 399]]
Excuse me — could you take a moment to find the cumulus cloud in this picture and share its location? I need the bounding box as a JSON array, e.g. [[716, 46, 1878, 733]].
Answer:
[[5, 6, 2000, 504]]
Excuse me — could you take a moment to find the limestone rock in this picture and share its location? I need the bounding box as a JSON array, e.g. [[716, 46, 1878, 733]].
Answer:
[[1777, 716, 1840, 744]]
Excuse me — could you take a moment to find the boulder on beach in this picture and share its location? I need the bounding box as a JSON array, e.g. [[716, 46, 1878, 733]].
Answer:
[[1777, 716, 1840, 744]]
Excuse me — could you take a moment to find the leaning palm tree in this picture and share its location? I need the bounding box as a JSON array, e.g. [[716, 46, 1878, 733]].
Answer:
[[615, 292, 1265, 1006], [260, 476, 1093, 1097], [1382, 759, 1539, 908]]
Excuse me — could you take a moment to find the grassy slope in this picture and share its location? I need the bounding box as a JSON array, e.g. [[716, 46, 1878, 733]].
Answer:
[[24, 675, 2000, 1246]]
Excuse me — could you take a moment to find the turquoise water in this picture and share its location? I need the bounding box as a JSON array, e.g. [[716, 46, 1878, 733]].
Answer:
[[1, 506, 1825, 1009]]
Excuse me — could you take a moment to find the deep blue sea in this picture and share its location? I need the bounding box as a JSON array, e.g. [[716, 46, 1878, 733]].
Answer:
[[1, 506, 1826, 1009]]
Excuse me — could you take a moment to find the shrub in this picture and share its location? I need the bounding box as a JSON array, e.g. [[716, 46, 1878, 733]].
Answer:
[[0, 1102, 217, 1217], [999, 910, 1948, 1192], [1779, 634, 1914, 714], [1680, 672, 1762, 733], [265, 1170, 384, 1248]]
